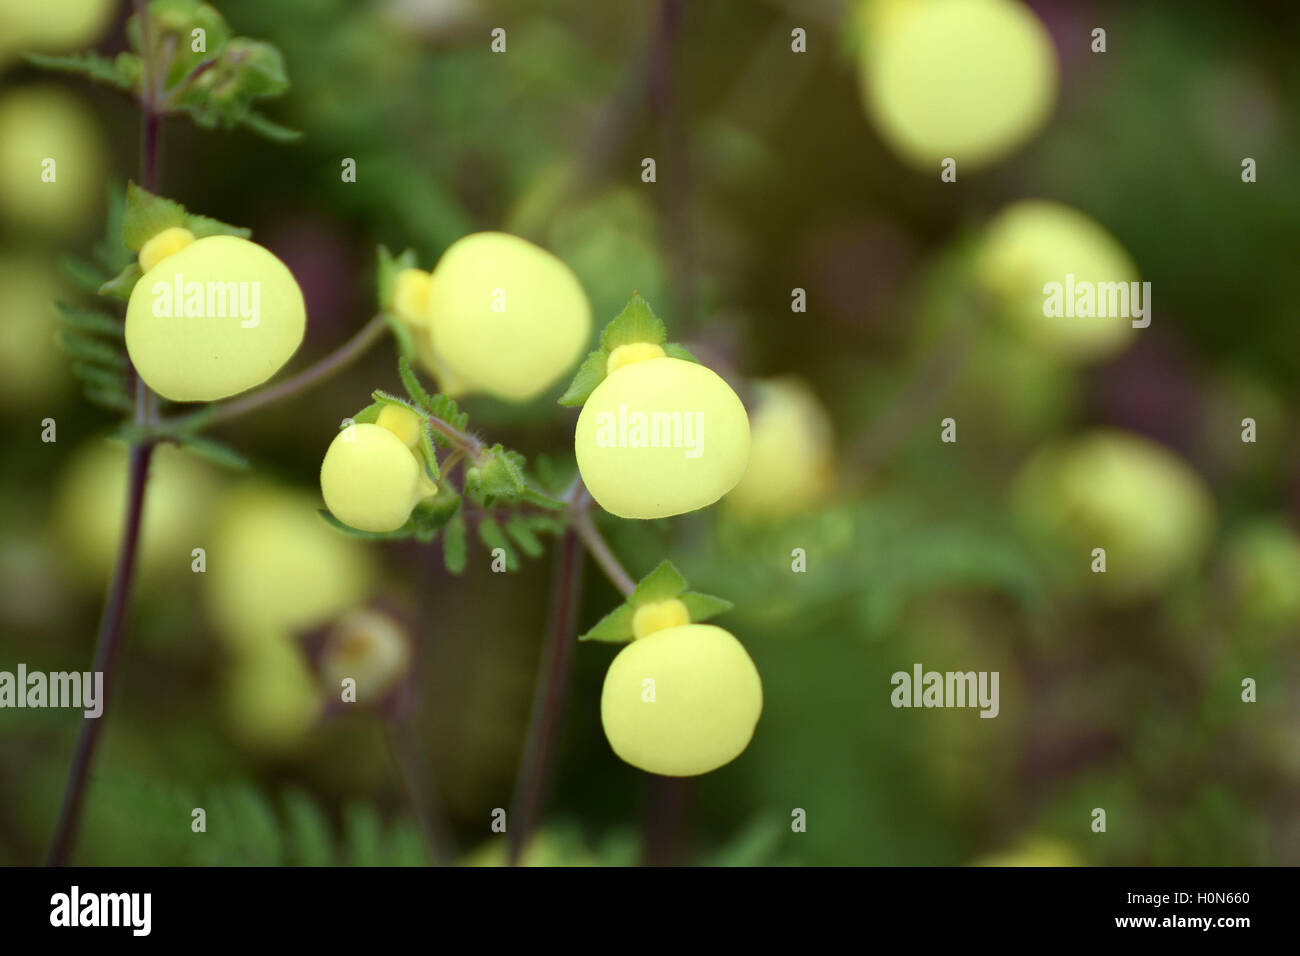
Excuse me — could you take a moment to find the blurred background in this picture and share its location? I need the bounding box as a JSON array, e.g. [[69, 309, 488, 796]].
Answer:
[[2, 0, 1299, 866]]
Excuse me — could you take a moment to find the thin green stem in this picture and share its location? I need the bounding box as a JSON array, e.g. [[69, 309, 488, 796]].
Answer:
[[382, 719, 454, 865]]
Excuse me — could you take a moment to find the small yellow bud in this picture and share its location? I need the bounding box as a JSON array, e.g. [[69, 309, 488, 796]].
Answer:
[[606, 341, 666, 376], [138, 226, 196, 273], [631, 598, 690, 639], [375, 403, 425, 449], [391, 268, 432, 327]]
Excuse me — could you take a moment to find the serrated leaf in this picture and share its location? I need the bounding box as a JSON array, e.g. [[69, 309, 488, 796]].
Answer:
[[72, 362, 128, 394], [58, 331, 127, 368], [478, 518, 518, 571], [505, 516, 544, 558], [184, 212, 251, 240], [56, 303, 123, 337], [60, 255, 109, 293], [282, 790, 333, 867], [557, 350, 608, 407], [630, 560, 688, 606], [83, 387, 135, 414], [578, 602, 636, 643], [678, 591, 734, 622], [398, 356, 434, 409], [520, 485, 568, 511], [99, 262, 143, 301], [24, 52, 139, 92], [239, 111, 302, 142], [443, 514, 467, 574], [600, 293, 666, 351], [176, 435, 249, 470], [661, 341, 698, 363], [123, 183, 188, 251]]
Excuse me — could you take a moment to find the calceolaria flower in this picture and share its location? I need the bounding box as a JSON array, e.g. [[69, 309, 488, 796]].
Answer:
[[320, 404, 438, 534]]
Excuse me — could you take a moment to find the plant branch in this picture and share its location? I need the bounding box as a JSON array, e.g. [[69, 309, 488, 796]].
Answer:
[[47, 0, 163, 867], [506, 526, 585, 865], [167, 315, 390, 429], [571, 506, 636, 598]]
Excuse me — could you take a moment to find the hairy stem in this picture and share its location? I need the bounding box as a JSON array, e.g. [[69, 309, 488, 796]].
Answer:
[[571, 507, 636, 598], [506, 527, 585, 865], [168, 315, 390, 429]]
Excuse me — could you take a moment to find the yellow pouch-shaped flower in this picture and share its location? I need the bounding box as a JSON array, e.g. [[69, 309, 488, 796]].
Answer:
[[600, 623, 762, 777], [575, 356, 750, 519], [125, 235, 306, 402]]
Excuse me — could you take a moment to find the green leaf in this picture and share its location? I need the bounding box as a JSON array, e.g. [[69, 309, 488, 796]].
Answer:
[[398, 356, 434, 409], [679, 591, 734, 622], [82, 387, 135, 414], [282, 790, 334, 867], [58, 331, 127, 369], [557, 350, 608, 407], [370, 389, 419, 413], [630, 559, 688, 606], [478, 518, 518, 570], [24, 52, 140, 92], [99, 262, 143, 301], [56, 302, 123, 338], [505, 516, 544, 558], [443, 514, 467, 574], [60, 255, 109, 294], [183, 212, 251, 241], [176, 435, 250, 470], [122, 183, 188, 251], [520, 485, 568, 511], [467, 444, 527, 502], [578, 602, 636, 643], [600, 293, 667, 351], [239, 111, 302, 142], [661, 341, 698, 363], [71, 362, 128, 394]]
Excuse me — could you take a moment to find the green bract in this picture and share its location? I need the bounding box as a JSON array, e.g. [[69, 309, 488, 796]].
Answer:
[[574, 357, 750, 519], [423, 232, 591, 402], [124, 235, 306, 402], [600, 623, 763, 777], [858, 0, 1057, 170], [320, 422, 435, 534]]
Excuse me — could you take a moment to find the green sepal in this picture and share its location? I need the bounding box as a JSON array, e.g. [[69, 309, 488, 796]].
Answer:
[[661, 341, 698, 363], [630, 559, 688, 606], [122, 182, 249, 253], [557, 350, 608, 407], [577, 559, 733, 643], [99, 262, 143, 301], [318, 510, 414, 541], [377, 246, 420, 312], [578, 603, 636, 643], [600, 292, 666, 351], [465, 444, 527, 505]]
